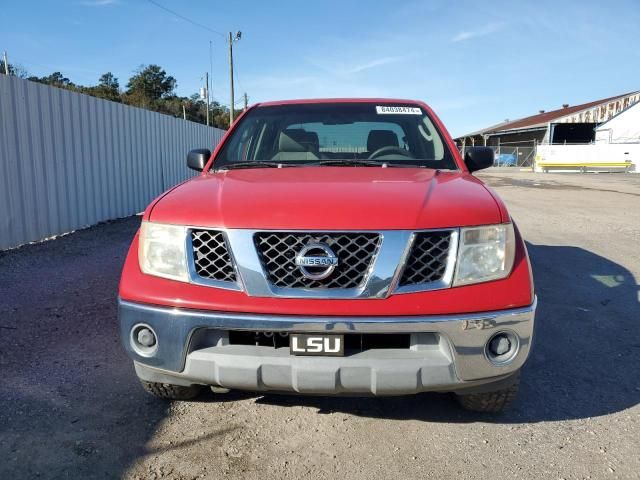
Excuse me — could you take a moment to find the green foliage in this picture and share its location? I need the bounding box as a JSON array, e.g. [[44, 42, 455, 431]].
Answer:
[[10, 62, 234, 129], [124, 64, 176, 108], [35, 71, 75, 88], [89, 72, 121, 102], [0, 61, 29, 78]]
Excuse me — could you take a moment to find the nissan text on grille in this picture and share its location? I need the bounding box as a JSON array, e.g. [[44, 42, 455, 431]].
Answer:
[[119, 99, 536, 412]]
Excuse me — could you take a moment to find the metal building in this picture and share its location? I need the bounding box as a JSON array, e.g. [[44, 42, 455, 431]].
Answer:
[[455, 91, 640, 167]]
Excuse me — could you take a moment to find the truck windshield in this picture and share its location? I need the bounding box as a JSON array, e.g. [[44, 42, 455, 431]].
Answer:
[[213, 103, 458, 170]]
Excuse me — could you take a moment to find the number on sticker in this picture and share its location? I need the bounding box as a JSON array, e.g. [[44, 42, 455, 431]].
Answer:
[[376, 106, 422, 115]]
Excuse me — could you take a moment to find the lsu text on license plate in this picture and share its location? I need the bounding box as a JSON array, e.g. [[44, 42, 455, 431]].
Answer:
[[289, 334, 344, 356]]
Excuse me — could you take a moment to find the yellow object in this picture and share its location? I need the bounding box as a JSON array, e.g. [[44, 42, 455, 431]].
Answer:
[[537, 162, 632, 168]]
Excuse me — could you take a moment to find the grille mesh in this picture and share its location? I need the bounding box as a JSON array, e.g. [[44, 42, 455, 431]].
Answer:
[[254, 232, 381, 289], [191, 230, 237, 282], [399, 231, 452, 286]]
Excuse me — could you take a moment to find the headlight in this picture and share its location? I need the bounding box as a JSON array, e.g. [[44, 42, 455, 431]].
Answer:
[[138, 221, 188, 282], [453, 223, 516, 286]]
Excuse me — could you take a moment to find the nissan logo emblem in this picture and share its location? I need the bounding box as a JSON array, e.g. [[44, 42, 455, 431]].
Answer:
[[294, 243, 339, 280]]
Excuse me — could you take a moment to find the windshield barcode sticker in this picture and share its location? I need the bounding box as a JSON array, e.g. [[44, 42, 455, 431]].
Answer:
[[376, 106, 422, 115]]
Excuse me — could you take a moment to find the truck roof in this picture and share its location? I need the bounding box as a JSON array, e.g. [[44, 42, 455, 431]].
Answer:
[[256, 98, 424, 107]]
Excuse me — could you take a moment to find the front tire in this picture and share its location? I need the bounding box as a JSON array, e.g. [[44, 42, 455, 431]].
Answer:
[[140, 380, 202, 400], [455, 374, 520, 412]]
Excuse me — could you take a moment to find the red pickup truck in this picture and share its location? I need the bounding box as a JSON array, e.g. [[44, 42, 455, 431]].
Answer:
[[119, 99, 536, 412]]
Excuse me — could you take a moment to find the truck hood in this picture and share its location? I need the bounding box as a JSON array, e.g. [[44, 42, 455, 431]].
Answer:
[[148, 167, 506, 230]]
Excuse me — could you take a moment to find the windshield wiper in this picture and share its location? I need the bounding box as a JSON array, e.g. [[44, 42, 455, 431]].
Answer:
[[308, 159, 387, 167], [308, 159, 430, 168], [217, 161, 288, 171]]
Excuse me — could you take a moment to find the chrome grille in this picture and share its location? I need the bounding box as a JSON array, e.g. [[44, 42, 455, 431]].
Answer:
[[399, 231, 452, 286], [190, 230, 237, 282], [254, 232, 381, 289]]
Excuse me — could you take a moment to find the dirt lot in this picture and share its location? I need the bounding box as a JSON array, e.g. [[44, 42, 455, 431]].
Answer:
[[1, 171, 639, 479]]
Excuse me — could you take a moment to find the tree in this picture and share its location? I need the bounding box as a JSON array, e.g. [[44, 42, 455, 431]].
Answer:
[[124, 64, 176, 108], [212, 104, 233, 130], [99, 72, 119, 91], [88, 72, 121, 102], [6, 60, 230, 129], [32, 71, 76, 89], [0, 61, 29, 78]]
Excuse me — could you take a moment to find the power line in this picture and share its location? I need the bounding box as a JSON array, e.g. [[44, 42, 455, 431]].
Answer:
[[146, 0, 225, 38], [143, 1, 244, 122]]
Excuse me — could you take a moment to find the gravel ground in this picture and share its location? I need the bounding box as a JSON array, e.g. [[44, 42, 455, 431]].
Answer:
[[1, 170, 639, 479]]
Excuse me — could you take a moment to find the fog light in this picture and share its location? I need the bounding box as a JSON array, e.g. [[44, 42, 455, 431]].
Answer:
[[489, 334, 511, 356], [131, 324, 158, 357], [485, 331, 518, 365], [137, 328, 156, 347]]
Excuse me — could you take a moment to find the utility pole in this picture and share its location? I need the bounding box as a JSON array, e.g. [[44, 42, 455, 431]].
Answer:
[[182, 104, 186, 120], [228, 31, 241, 125], [228, 32, 235, 125], [243, 92, 248, 110], [205, 72, 210, 126], [3, 51, 9, 76]]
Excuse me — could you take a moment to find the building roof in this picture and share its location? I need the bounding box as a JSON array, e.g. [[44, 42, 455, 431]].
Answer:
[[595, 101, 640, 143], [595, 98, 640, 129], [460, 120, 512, 137], [457, 91, 640, 139]]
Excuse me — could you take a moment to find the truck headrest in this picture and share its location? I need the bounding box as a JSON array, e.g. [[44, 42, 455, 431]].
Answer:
[[367, 130, 399, 152]]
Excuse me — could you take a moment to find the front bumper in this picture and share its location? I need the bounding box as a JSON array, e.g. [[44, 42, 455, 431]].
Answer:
[[119, 297, 536, 395]]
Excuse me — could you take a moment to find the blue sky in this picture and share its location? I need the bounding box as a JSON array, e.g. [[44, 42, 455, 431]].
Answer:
[[2, 0, 639, 137]]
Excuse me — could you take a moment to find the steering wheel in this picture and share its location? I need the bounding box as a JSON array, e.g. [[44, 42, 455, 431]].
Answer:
[[368, 146, 415, 160]]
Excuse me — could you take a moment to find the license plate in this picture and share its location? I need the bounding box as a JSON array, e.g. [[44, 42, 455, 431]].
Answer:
[[289, 334, 344, 356]]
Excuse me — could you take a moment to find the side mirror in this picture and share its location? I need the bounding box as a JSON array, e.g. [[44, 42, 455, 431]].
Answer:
[[464, 147, 494, 172], [187, 149, 211, 172]]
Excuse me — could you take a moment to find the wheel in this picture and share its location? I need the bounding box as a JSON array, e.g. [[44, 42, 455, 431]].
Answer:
[[455, 374, 520, 412], [140, 380, 202, 400]]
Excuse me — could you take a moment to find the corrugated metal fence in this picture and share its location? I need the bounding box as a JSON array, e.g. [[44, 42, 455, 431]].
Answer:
[[0, 75, 225, 250]]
